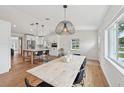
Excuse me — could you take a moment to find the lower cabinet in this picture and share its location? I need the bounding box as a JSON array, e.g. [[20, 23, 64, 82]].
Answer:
[[49, 48, 58, 56]]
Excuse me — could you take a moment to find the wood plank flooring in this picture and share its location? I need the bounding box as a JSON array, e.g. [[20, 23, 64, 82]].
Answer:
[[0, 55, 109, 87], [84, 60, 109, 87]]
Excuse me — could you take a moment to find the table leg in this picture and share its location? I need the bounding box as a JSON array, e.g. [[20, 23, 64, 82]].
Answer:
[[31, 52, 34, 64], [23, 50, 25, 62]]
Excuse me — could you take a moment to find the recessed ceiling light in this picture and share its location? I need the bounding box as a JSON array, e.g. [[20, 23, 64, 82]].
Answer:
[[30, 29, 33, 31], [13, 24, 16, 27], [30, 23, 34, 26], [45, 18, 50, 20], [36, 23, 39, 25], [41, 25, 44, 27]]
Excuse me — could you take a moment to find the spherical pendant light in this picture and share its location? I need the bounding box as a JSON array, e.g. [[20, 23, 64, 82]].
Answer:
[[55, 5, 75, 35]]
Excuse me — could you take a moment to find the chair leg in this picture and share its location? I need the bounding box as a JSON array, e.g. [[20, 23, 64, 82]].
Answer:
[[84, 73, 86, 78], [72, 79, 84, 87], [83, 71, 86, 78], [80, 79, 84, 86]]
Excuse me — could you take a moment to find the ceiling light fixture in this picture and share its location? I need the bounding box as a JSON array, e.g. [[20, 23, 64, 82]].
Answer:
[[39, 25, 45, 37], [36, 23, 39, 36], [55, 5, 75, 35], [30, 29, 33, 31], [45, 18, 50, 20], [30, 23, 47, 37], [30, 22, 39, 36], [13, 24, 16, 28]]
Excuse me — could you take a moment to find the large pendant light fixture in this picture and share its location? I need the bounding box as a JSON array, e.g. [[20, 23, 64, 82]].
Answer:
[[30, 22, 39, 36], [40, 25, 45, 37], [36, 22, 39, 37], [55, 5, 75, 35]]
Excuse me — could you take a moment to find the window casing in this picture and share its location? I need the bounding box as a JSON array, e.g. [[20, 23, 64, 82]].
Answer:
[[106, 14, 124, 69], [71, 38, 80, 50]]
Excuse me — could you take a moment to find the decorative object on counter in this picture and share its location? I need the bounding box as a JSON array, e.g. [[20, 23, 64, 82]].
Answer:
[[64, 50, 72, 62], [64, 55, 71, 63], [58, 48, 65, 57], [55, 5, 75, 35]]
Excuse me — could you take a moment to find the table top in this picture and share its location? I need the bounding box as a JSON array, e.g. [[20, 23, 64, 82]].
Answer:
[[27, 55, 86, 87], [23, 48, 50, 52]]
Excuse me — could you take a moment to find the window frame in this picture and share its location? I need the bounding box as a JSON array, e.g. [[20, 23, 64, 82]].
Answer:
[[71, 38, 80, 51], [105, 12, 124, 75]]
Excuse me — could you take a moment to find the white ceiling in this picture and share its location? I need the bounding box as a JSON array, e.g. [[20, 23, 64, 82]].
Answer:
[[0, 5, 109, 35]]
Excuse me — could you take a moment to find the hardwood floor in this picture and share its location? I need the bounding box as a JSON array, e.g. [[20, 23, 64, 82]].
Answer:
[[0, 55, 109, 87], [84, 60, 109, 87]]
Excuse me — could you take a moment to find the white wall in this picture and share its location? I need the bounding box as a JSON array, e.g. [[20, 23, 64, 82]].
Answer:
[[47, 30, 98, 60], [98, 6, 124, 86], [0, 20, 11, 74], [59, 30, 98, 60]]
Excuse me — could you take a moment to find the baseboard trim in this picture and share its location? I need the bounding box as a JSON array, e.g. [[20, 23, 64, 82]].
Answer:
[[87, 58, 99, 62], [100, 63, 111, 87]]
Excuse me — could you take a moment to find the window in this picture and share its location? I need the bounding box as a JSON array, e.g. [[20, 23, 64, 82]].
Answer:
[[107, 14, 124, 69], [71, 38, 80, 50], [108, 24, 117, 61]]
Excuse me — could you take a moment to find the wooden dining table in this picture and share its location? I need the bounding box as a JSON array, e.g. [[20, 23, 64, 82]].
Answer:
[[27, 55, 86, 87], [23, 49, 50, 64]]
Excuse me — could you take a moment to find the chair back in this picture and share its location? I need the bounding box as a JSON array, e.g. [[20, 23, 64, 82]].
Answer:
[[73, 69, 85, 84], [25, 78, 33, 87], [83, 58, 87, 67], [73, 54, 80, 56], [37, 51, 43, 56], [45, 50, 49, 55], [58, 48, 65, 57], [80, 58, 87, 70]]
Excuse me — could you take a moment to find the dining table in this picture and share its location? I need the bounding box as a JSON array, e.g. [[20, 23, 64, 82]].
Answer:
[[23, 49, 50, 64], [27, 55, 86, 87]]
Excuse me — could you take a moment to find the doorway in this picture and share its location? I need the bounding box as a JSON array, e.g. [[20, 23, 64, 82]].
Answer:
[[11, 36, 23, 65]]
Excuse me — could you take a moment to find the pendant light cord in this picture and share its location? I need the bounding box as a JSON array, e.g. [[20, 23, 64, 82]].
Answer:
[[37, 25, 38, 36], [64, 7, 66, 21], [42, 25, 44, 36], [36, 23, 38, 36], [63, 5, 67, 21]]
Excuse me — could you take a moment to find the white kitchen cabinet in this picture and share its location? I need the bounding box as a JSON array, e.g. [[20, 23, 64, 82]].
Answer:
[[49, 48, 58, 56]]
